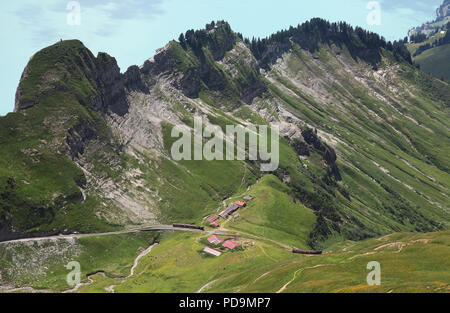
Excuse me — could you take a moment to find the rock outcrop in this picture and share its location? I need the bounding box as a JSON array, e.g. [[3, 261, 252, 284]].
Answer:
[[95, 53, 129, 116]]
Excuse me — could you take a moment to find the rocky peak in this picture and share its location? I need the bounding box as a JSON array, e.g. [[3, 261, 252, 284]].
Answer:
[[14, 40, 129, 117], [124, 65, 149, 94], [140, 22, 265, 105], [14, 40, 96, 112], [181, 21, 238, 61]]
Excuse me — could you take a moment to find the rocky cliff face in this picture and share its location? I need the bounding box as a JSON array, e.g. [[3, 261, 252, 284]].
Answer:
[[141, 23, 266, 105], [437, 0, 450, 20], [1, 20, 449, 245], [94, 53, 129, 116]]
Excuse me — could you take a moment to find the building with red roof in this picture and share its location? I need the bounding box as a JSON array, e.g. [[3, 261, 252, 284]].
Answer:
[[235, 201, 246, 207], [210, 221, 220, 228], [207, 235, 224, 245], [222, 240, 240, 250], [207, 215, 220, 223]]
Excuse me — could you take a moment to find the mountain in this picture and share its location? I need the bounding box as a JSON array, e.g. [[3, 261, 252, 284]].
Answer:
[[407, 0, 450, 80], [1, 19, 449, 244], [0, 18, 449, 292]]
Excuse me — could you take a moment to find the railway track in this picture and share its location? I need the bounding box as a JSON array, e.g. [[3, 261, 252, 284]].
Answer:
[[0, 225, 234, 245]]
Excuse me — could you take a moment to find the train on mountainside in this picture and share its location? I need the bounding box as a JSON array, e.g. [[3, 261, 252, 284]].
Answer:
[[292, 249, 323, 255], [173, 223, 205, 231]]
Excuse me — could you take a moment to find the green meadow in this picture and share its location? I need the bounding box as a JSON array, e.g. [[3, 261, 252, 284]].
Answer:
[[226, 175, 316, 249], [72, 230, 449, 293]]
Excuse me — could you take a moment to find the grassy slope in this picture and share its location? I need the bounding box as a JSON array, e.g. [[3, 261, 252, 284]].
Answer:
[[251, 231, 450, 293], [264, 43, 450, 245], [227, 175, 316, 249], [406, 30, 450, 81], [138, 121, 260, 223], [414, 44, 450, 81]]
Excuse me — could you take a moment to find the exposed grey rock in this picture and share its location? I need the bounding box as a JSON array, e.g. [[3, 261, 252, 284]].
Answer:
[[95, 53, 129, 116], [124, 65, 149, 94], [66, 119, 98, 160]]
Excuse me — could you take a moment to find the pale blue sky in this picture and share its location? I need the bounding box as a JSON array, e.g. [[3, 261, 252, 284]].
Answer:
[[0, 0, 443, 115]]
